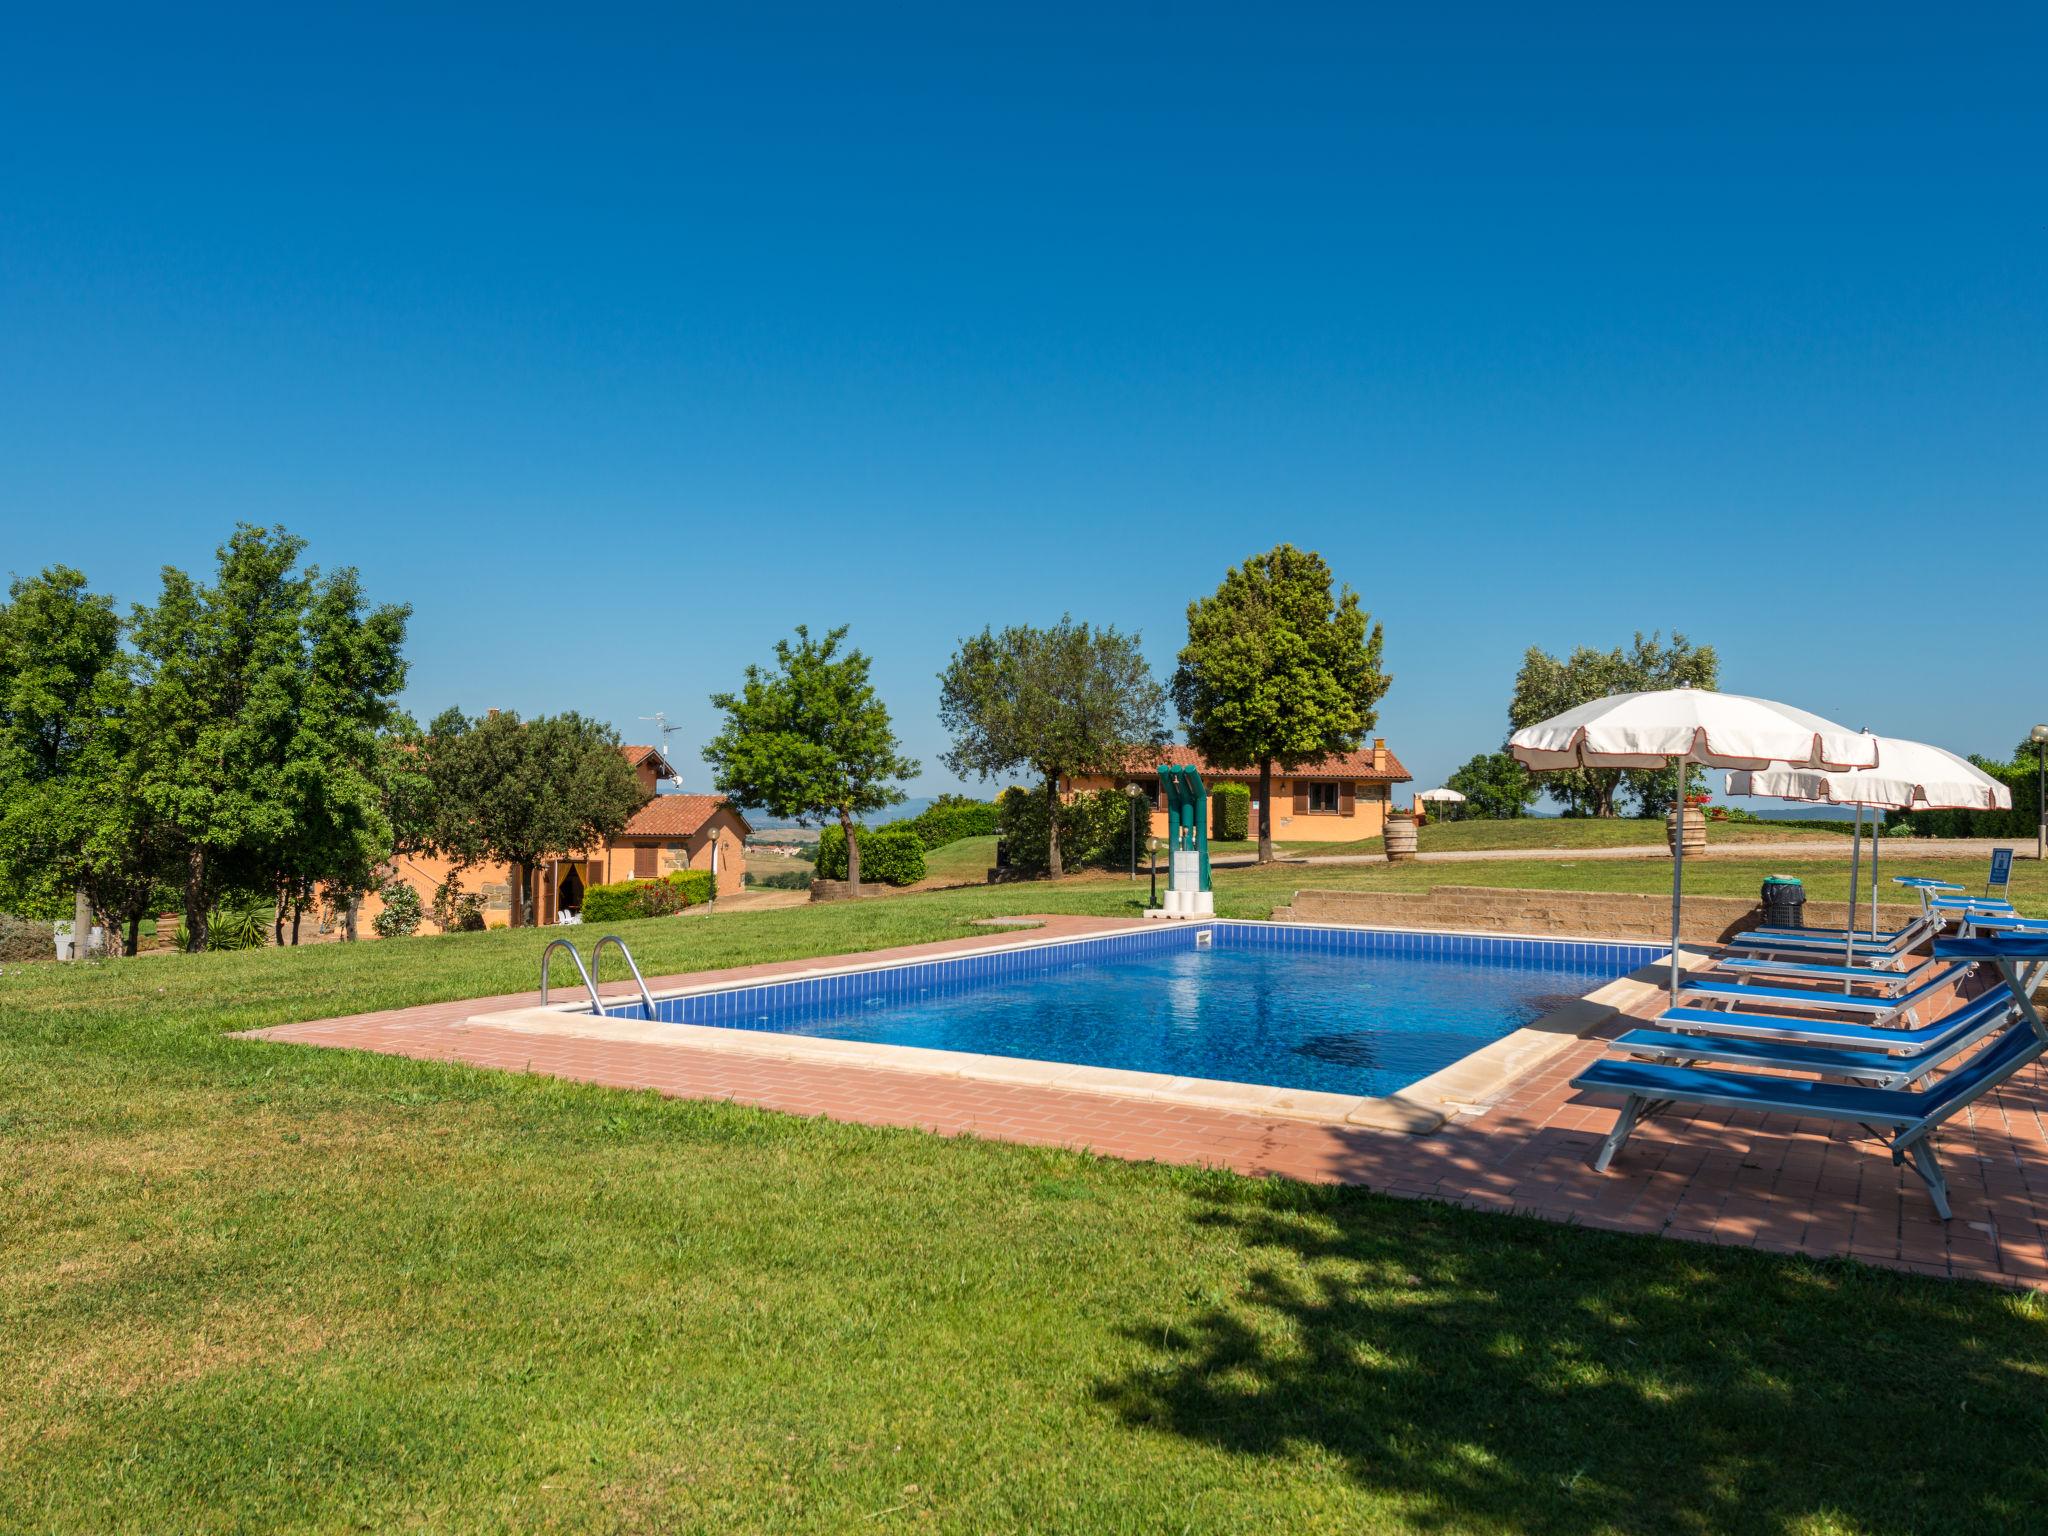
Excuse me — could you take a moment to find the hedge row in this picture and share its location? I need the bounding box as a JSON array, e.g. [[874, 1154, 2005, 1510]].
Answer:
[[996, 786, 1147, 876], [891, 793, 999, 850], [1889, 752, 2042, 840], [581, 869, 716, 923], [813, 825, 927, 886]]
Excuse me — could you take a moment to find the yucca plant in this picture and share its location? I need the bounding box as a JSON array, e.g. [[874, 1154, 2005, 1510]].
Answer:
[[173, 902, 270, 952]]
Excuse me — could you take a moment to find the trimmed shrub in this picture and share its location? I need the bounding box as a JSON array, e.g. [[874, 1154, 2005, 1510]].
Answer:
[[580, 869, 716, 924], [892, 794, 1000, 850], [0, 913, 57, 963], [1211, 783, 1250, 841], [432, 879, 487, 933], [814, 824, 927, 886], [997, 786, 1146, 876], [372, 881, 423, 939]]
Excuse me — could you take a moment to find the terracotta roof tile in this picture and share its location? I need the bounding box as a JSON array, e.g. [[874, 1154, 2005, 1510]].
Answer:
[[620, 794, 750, 839], [618, 744, 679, 777]]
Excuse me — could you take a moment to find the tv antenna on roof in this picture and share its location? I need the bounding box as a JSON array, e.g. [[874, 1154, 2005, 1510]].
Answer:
[[638, 712, 684, 784]]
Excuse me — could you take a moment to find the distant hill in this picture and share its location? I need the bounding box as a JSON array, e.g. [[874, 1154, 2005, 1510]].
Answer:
[[741, 796, 947, 834]]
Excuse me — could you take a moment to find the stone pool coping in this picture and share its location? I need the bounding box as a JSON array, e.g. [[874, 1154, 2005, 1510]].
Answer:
[[460, 918, 1713, 1134]]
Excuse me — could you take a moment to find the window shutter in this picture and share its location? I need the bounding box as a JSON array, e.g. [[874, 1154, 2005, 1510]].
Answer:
[[1292, 781, 1308, 815], [633, 844, 657, 879], [1340, 782, 1356, 815]]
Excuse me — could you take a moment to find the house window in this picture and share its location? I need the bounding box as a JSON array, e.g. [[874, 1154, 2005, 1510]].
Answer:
[[632, 844, 657, 879], [1308, 782, 1340, 813]]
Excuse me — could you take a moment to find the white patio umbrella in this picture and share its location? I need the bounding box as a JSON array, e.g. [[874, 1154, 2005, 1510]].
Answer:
[[1727, 738, 2011, 961], [1414, 787, 1466, 818], [1510, 688, 1880, 1002]]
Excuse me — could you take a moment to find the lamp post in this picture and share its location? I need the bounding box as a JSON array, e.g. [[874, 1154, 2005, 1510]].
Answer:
[[1124, 782, 1146, 880], [2032, 723, 2048, 861]]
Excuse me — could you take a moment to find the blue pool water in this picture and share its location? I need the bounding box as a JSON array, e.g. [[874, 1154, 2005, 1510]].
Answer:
[[608, 924, 1660, 1099]]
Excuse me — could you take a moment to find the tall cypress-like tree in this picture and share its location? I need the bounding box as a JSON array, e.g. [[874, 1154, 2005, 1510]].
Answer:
[[937, 617, 1165, 879], [705, 626, 916, 897], [1172, 546, 1389, 863]]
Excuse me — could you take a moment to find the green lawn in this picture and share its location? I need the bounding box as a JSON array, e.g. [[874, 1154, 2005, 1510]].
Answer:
[[5, 864, 2047, 1531], [913, 833, 999, 889], [1263, 852, 2046, 913], [1203, 815, 1852, 859]]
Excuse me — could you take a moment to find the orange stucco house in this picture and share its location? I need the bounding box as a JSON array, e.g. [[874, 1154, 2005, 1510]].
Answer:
[[1063, 740, 1411, 843], [360, 745, 751, 935]]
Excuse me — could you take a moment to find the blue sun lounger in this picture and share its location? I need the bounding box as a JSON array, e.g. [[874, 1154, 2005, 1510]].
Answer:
[[1612, 986, 2020, 1091], [1681, 961, 1970, 1023], [1712, 950, 1918, 982], [1899, 856, 2017, 917], [1722, 918, 1933, 963], [1958, 911, 2048, 938], [1573, 1017, 2042, 1218], [1574, 935, 2048, 1217], [1646, 985, 2018, 1052], [1931, 934, 2048, 1007]]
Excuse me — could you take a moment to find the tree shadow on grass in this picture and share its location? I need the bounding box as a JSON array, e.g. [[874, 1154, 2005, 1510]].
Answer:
[[1098, 1184, 2048, 1534]]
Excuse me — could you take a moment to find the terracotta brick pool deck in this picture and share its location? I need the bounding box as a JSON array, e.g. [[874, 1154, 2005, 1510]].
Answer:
[[247, 915, 2048, 1291]]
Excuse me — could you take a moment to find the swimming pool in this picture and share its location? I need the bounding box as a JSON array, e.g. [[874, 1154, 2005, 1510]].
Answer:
[[599, 923, 1661, 1099]]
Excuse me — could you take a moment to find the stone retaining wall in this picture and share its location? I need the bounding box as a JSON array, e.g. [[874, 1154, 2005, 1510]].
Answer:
[[1275, 884, 1923, 945]]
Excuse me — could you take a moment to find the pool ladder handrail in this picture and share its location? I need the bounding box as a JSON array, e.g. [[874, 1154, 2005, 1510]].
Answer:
[[590, 933, 659, 1019], [539, 937, 603, 1011]]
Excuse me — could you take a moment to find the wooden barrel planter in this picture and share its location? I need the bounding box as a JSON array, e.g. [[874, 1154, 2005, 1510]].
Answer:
[[1384, 812, 1419, 862], [1666, 807, 1707, 856]]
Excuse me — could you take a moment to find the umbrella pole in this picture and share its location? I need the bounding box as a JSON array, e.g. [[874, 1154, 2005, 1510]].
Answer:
[[1871, 816, 1881, 939], [1669, 757, 1684, 1006], [1844, 804, 1862, 977]]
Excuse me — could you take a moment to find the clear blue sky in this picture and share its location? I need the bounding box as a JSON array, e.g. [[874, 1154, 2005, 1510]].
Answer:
[[5, 5, 2043, 802]]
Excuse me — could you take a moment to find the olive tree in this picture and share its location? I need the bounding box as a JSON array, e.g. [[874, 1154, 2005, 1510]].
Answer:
[[937, 617, 1165, 878]]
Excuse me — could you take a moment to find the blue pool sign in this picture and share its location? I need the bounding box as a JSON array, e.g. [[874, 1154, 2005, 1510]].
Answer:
[[1990, 846, 2013, 890]]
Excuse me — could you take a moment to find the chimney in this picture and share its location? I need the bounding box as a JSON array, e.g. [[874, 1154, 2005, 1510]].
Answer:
[[1372, 738, 1387, 772]]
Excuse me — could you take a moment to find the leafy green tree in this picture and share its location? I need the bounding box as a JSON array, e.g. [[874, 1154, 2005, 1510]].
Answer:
[[409, 709, 647, 926], [0, 566, 140, 939], [937, 617, 1165, 878], [706, 626, 917, 896], [1508, 632, 1717, 817], [1171, 546, 1389, 863], [128, 527, 412, 949], [129, 527, 317, 949], [1443, 749, 1539, 820], [267, 567, 411, 943]]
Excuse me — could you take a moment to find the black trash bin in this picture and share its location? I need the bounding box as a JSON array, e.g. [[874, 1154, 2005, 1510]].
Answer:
[[1761, 875, 1805, 929]]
